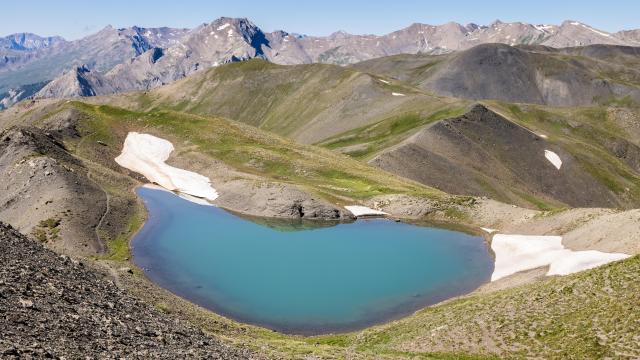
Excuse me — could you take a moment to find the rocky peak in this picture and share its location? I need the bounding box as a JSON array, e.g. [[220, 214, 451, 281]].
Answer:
[[328, 30, 352, 40], [465, 23, 483, 32], [0, 33, 66, 51], [76, 64, 91, 74]]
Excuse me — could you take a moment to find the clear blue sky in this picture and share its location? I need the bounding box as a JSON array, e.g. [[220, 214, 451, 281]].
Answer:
[[2, 0, 639, 40]]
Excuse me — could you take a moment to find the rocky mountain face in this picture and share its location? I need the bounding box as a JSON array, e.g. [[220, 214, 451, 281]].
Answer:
[[35, 65, 114, 98], [0, 80, 49, 110], [0, 33, 65, 51], [3, 17, 640, 105], [0, 25, 189, 93], [264, 20, 640, 65], [101, 18, 270, 93]]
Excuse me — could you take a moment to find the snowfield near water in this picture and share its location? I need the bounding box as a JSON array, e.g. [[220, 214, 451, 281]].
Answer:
[[544, 150, 562, 170], [115, 132, 219, 202], [491, 234, 629, 281], [345, 206, 387, 217], [141, 184, 215, 207]]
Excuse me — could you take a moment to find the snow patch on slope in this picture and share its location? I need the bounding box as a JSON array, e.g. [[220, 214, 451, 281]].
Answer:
[[115, 132, 219, 202], [345, 205, 387, 217], [491, 234, 629, 281], [569, 22, 612, 38], [544, 150, 562, 170]]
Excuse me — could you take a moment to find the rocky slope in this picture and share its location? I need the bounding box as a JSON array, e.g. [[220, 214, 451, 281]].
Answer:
[[0, 124, 108, 256], [0, 222, 255, 359], [369, 104, 639, 208]]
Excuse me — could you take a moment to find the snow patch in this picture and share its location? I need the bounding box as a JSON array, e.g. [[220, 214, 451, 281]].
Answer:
[[115, 132, 219, 202], [535, 24, 554, 32], [491, 234, 629, 281], [227, 29, 234, 37], [344, 206, 387, 217], [217, 23, 230, 31], [392, 92, 406, 97], [481, 227, 499, 234], [379, 79, 390, 84], [544, 150, 562, 170], [141, 184, 214, 206], [547, 250, 630, 275], [569, 22, 611, 37]]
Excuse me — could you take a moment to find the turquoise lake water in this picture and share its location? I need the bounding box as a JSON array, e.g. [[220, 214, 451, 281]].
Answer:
[[132, 187, 494, 334]]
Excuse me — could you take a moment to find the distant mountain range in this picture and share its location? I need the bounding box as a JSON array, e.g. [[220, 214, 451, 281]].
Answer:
[[2, 17, 640, 108]]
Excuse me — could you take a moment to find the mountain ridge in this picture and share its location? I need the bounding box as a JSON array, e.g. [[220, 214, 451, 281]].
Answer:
[[3, 17, 640, 106]]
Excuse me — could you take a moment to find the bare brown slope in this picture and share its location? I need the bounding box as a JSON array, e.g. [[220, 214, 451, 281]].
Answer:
[[353, 43, 640, 107], [0, 124, 107, 256], [370, 104, 624, 208]]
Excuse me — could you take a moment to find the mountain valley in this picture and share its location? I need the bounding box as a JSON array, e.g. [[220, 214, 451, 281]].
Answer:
[[1, 12, 640, 360]]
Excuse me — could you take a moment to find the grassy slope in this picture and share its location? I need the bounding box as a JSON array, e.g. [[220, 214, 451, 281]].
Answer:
[[97, 59, 461, 144], [65, 101, 443, 204], [331, 255, 640, 359], [86, 57, 640, 209], [318, 106, 469, 160], [318, 100, 640, 210]]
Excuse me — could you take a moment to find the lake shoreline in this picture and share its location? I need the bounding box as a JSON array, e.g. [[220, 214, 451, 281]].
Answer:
[[131, 186, 494, 335]]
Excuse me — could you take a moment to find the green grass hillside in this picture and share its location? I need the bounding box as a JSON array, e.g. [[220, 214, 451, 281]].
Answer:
[[319, 100, 640, 209], [99, 59, 461, 144], [33, 101, 446, 205]]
